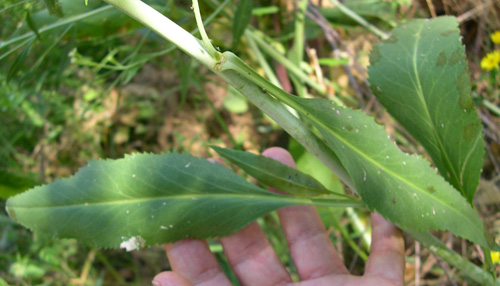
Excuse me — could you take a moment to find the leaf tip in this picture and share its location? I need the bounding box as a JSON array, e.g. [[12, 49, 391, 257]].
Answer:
[[5, 206, 17, 222]]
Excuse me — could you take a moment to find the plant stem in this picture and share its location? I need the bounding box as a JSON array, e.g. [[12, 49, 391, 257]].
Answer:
[[192, 0, 219, 58], [483, 98, 500, 117], [217, 67, 353, 190], [289, 0, 309, 98], [246, 29, 326, 94], [309, 198, 363, 208], [104, 0, 216, 69], [328, 0, 390, 40], [0, 5, 114, 51], [246, 35, 282, 88]]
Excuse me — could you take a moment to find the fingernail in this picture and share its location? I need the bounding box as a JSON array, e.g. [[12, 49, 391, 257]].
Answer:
[[152, 280, 161, 286]]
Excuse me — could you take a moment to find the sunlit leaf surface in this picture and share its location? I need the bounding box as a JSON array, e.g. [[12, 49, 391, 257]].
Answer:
[[368, 17, 484, 202], [288, 96, 489, 248], [6, 153, 303, 249], [212, 146, 332, 197]]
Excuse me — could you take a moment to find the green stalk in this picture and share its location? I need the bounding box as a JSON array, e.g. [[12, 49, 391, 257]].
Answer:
[[246, 35, 282, 88], [104, 0, 216, 68], [483, 99, 500, 117], [328, 0, 390, 40], [246, 33, 299, 118], [192, 0, 219, 58], [217, 67, 352, 189], [246, 29, 326, 94], [289, 0, 309, 98], [0, 5, 114, 50]]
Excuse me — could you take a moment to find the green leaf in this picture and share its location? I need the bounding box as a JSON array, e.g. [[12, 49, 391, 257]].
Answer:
[[287, 97, 490, 248], [291, 141, 345, 196], [251, 6, 279, 16], [368, 17, 484, 203], [232, 0, 253, 49], [26, 11, 41, 40], [7, 42, 32, 82], [222, 91, 249, 114], [42, 0, 64, 17], [321, 0, 398, 27], [6, 153, 305, 249], [211, 146, 332, 197], [0, 170, 39, 199], [318, 57, 349, 67]]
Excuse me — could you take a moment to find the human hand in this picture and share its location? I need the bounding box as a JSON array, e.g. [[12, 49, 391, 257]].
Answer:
[[153, 147, 405, 286]]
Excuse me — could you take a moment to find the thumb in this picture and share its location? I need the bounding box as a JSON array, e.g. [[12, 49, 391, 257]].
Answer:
[[153, 271, 193, 286]]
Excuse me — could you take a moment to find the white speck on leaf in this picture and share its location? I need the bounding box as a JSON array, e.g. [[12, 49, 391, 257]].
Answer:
[[403, 161, 406, 165], [151, 215, 154, 219], [363, 169, 367, 181], [162, 202, 166, 205], [185, 162, 191, 168], [169, 225, 173, 228], [432, 208, 436, 215], [132, 174, 136, 178], [160, 226, 169, 230], [336, 110, 340, 115], [126, 210, 129, 214], [120, 236, 145, 252]]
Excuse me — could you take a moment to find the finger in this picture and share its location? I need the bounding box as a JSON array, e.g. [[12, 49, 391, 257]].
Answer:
[[209, 151, 291, 285], [163, 159, 232, 286], [220, 221, 292, 285], [165, 239, 232, 286], [262, 147, 349, 281], [153, 271, 192, 286], [364, 213, 405, 283]]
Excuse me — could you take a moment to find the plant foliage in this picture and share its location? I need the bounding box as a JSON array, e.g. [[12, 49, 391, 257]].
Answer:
[[368, 17, 484, 203], [6, 153, 302, 249]]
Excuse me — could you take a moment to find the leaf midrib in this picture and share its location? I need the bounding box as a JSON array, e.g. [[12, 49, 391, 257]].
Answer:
[[301, 103, 479, 230], [8, 193, 304, 210], [410, 22, 464, 195]]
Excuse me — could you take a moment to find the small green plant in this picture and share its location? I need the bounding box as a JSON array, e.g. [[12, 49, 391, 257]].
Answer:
[[4, 0, 499, 285]]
